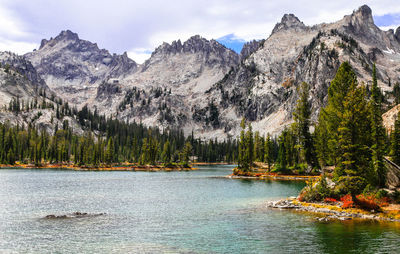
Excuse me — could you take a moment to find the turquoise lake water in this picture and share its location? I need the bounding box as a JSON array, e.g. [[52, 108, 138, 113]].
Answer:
[[0, 165, 400, 253]]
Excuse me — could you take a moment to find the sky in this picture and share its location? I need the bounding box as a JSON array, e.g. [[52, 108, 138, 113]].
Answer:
[[0, 0, 400, 64]]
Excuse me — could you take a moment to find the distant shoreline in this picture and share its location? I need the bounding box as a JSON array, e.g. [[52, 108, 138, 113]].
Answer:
[[192, 162, 232, 165], [0, 163, 197, 172]]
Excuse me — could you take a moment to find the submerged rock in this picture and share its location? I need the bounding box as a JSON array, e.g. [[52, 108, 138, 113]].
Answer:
[[44, 212, 105, 219]]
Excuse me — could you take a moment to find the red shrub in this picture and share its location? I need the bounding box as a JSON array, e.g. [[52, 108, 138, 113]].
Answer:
[[324, 197, 338, 203], [298, 192, 305, 202], [355, 194, 389, 211], [340, 194, 354, 209], [355, 194, 380, 211]]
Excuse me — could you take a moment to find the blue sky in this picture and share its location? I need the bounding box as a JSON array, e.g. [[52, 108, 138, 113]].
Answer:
[[216, 34, 246, 53], [0, 0, 399, 63], [374, 13, 400, 28]]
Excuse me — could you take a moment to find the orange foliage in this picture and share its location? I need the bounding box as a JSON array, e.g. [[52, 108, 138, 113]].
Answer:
[[355, 194, 389, 211], [340, 194, 354, 208], [324, 197, 338, 203]]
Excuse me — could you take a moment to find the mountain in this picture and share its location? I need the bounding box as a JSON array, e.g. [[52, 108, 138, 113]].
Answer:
[[25, 32, 239, 137], [25, 30, 138, 106], [5, 4, 399, 139], [106, 35, 240, 136], [203, 5, 400, 137]]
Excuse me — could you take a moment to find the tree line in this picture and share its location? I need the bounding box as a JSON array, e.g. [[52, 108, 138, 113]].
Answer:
[[1, 93, 237, 166]]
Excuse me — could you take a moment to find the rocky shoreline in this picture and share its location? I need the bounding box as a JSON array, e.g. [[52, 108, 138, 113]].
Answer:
[[267, 198, 400, 222], [228, 174, 318, 181]]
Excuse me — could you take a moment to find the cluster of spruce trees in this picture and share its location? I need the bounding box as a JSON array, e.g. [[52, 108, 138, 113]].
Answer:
[[238, 62, 400, 195], [1, 93, 237, 166]]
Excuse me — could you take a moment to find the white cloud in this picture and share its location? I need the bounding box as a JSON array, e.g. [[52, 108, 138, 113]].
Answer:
[[378, 25, 398, 31], [1, 0, 400, 57], [0, 1, 37, 55], [0, 4, 28, 38], [127, 48, 152, 64], [0, 38, 38, 55]]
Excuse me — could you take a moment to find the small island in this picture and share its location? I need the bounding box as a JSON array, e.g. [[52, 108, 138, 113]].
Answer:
[[231, 62, 400, 221]]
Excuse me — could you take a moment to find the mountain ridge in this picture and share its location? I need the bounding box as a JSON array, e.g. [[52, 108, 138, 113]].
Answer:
[[1, 5, 399, 139]]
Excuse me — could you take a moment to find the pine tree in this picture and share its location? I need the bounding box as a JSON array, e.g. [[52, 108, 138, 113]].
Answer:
[[294, 82, 317, 167], [254, 131, 264, 161], [140, 138, 149, 165], [335, 82, 374, 190], [264, 133, 273, 171], [181, 141, 192, 167], [369, 64, 387, 187], [245, 123, 254, 171], [105, 137, 114, 164], [277, 129, 288, 171], [317, 62, 358, 166], [238, 118, 247, 170], [393, 82, 400, 105], [161, 140, 171, 164], [315, 114, 329, 168]]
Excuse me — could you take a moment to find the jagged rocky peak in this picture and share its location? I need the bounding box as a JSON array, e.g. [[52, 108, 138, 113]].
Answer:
[[342, 4, 376, 31], [272, 13, 306, 34], [153, 35, 238, 56], [352, 4, 374, 24], [26, 29, 137, 80], [39, 30, 80, 49], [154, 40, 183, 55], [145, 35, 239, 69], [240, 40, 263, 60], [55, 30, 80, 42], [336, 4, 398, 50]]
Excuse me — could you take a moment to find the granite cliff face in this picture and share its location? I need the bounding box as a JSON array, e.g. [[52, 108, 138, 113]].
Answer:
[[0, 51, 47, 106], [4, 5, 398, 139], [0, 51, 85, 135], [25, 30, 138, 106]]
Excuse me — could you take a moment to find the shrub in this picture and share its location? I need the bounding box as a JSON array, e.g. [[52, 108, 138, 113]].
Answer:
[[355, 194, 380, 211], [340, 194, 354, 208], [334, 176, 367, 196], [375, 189, 388, 199], [324, 197, 338, 203], [298, 177, 332, 202], [293, 163, 308, 175]]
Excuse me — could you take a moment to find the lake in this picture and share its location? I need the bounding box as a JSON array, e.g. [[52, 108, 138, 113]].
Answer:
[[0, 165, 399, 253]]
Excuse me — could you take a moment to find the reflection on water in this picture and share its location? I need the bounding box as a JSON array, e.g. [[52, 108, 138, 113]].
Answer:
[[0, 166, 399, 253], [314, 220, 400, 254]]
